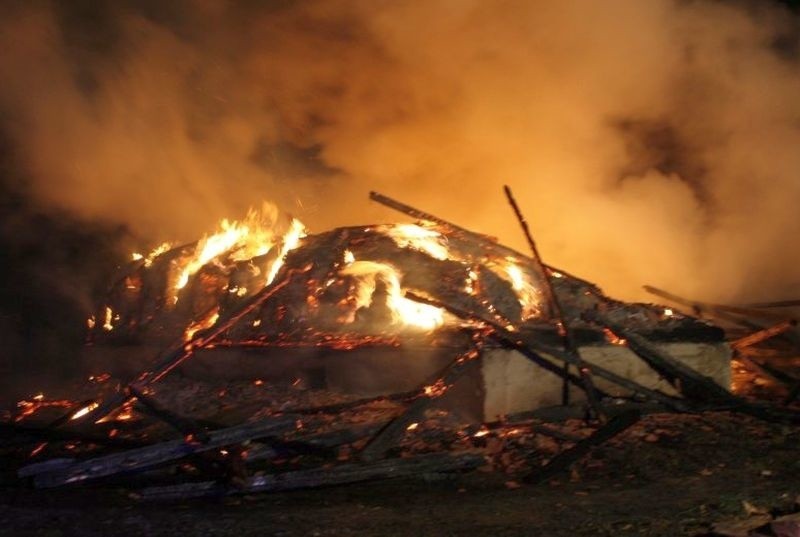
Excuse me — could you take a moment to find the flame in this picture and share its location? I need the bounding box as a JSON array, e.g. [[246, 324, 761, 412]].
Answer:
[[340, 260, 445, 330], [102, 307, 114, 331], [15, 395, 73, 422], [602, 327, 627, 346], [264, 218, 307, 286], [663, 308, 674, 317], [70, 402, 99, 420], [499, 258, 541, 320], [184, 307, 220, 341], [383, 224, 450, 260], [174, 204, 292, 291]]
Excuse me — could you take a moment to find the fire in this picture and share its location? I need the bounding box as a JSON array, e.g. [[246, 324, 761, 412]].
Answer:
[[132, 242, 173, 267], [499, 258, 541, 320], [70, 402, 99, 420], [174, 204, 304, 292], [184, 307, 220, 341], [382, 224, 450, 260], [264, 218, 307, 286], [340, 260, 446, 330], [102, 307, 114, 331]]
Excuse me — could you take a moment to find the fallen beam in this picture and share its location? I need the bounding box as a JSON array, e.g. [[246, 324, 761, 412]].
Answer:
[[731, 320, 797, 351], [524, 409, 641, 484], [138, 452, 485, 501], [25, 414, 300, 488]]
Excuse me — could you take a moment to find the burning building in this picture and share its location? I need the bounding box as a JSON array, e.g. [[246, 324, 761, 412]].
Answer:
[[81, 191, 731, 423]]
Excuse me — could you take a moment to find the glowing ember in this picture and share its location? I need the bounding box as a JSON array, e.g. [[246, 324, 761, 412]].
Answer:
[[382, 224, 450, 260], [132, 242, 173, 267], [343, 249, 355, 265], [465, 269, 479, 296], [184, 307, 220, 341], [15, 395, 73, 422], [340, 260, 445, 330], [102, 306, 114, 331], [406, 422, 419, 431], [86, 316, 96, 329], [664, 308, 674, 317], [602, 327, 627, 346], [70, 402, 99, 420]]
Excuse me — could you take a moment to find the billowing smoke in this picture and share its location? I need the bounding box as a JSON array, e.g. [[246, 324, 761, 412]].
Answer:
[[1, 0, 799, 310]]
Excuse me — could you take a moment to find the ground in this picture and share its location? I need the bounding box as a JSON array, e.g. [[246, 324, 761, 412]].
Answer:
[[2, 410, 799, 537]]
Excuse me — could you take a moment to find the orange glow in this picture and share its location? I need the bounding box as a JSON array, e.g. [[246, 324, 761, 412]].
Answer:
[[382, 223, 450, 260], [498, 257, 541, 320], [184, 307, 220, 341], [602, 327, 627, 346], [340, 259, 446, 330], [406, 422, 419, 431], [70, 402, 99, 420], [173, 204, 305, 293]]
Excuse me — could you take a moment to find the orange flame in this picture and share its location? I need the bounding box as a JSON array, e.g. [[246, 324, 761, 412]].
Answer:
[[382, 224, 450, 260], [340, 260, 446, 330]]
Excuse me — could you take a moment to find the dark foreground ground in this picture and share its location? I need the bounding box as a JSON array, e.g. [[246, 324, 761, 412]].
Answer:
[[2, 411, 799, 537]]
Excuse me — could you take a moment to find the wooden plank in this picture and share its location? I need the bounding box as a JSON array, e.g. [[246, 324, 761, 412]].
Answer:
[[27, 415, 300, 488], [731, 320, 797, 350], [138, 452, 485, 501]]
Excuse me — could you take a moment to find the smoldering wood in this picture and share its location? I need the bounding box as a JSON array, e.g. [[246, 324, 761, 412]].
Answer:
[[359, 346, 484, 462], [503, 185, 605, 418], [70, 266, 311, 427], [27, 414, 301, 488], [731, 320, 798, 350], [138, 451, 486, 501], [128, 384, 211, 443], [524, 409, 641, 484]]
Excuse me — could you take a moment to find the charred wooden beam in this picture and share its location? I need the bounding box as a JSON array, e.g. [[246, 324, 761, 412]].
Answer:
[[503, 185, 604, 419], [26, 414, 300, 488], [524, 409, 641, 484], [359, 341, 484, 462], [592, 314, 736, 405], [127, 384, 210, 443], [138, 452, 485, 501], [731, 320, 797, 351], [643, 286, 794, 325], [1, 421, 146, 451]]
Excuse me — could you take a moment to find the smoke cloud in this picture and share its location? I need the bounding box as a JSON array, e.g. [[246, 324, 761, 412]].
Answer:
[[1, 0, 799, 305]]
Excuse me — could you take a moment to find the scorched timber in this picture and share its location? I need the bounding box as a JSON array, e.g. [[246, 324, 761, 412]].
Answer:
[[26, 414, 301, 488], [138, 452, 485, 501], [503, 184, 604, 418]]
